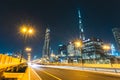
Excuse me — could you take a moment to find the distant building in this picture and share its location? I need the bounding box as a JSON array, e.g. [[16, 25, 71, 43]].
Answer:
[[82, 37, 104, 62], [67, 40, 83, 63], [112, 28, 120, 50], [67, 42, 75, 56], [58, 44, 67, 56], [49, 51, 56, 62], [111, 44, 119, 56], [57, 44, 67, 63]]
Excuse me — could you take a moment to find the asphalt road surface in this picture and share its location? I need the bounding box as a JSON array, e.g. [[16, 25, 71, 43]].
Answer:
[[33, 67, 120, 80]]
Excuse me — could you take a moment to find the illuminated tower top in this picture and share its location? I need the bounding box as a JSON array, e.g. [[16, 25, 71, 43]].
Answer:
[[78, 10, 85, 40]]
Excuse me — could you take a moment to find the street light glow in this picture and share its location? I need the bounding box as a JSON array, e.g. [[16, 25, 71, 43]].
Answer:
[[28, 29, 33, 34], [28, 28, 35, 36], [102, 44, 111, 51], [20, 26, 27, 34], [19, 24, 35, 38], [22, 27, 27, 33], [25, 47, 32, 52], [74, 40, 83, 48]]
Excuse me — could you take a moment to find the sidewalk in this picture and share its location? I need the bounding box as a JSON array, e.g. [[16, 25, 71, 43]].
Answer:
[[21, 66, 42, 80]]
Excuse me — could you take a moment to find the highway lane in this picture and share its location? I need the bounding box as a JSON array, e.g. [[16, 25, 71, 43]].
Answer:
[[33, 67, 120, 80]]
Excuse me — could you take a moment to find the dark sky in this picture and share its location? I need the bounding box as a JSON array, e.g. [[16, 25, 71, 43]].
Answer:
[[0, 0, 120, 58]]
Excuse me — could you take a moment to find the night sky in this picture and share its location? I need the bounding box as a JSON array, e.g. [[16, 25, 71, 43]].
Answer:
[[0, 0, 120, 59]]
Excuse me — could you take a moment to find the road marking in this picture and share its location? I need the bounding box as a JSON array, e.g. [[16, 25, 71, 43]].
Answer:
[[41, 70, 62, 80], [29, 67, 30, 80], [31, 68, 42, 80]]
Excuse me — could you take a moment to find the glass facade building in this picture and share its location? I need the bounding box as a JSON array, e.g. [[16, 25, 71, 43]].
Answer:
[[82, 38, 104, 63], [112, 28, 120, 51]]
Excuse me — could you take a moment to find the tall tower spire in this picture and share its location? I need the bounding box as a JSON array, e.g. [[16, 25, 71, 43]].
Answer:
[[78, 10, 85, 40], [42, 28, 50, 59]]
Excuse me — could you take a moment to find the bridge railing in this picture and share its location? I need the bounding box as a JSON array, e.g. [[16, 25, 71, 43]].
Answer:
[[0, 54, 26, 69]]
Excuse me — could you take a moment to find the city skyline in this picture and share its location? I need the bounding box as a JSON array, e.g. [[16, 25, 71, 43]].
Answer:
[[0, 0, 120, 58]]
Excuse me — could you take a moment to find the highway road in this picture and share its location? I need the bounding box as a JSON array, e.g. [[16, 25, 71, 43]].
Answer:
[[33, 66, 120, 80]]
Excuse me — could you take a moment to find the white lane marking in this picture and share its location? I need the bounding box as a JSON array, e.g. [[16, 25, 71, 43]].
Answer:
[[31, 68, 42, 80], [29, 67, 30, 80]]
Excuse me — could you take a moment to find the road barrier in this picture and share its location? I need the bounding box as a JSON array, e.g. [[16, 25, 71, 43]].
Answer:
[[41, 65, 120, 74], [2, 64, 28, 79], [45, 63, 120, 68], [0, 54, 26, 69], [43, 63, 120, 73]]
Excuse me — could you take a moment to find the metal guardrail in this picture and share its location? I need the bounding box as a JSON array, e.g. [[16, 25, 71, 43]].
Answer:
[[81, 67, 120, 73], [1, 64, 28, 79], [43, 63, 120, 73]]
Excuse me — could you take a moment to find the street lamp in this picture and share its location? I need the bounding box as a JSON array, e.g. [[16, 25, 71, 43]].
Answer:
[[25, 47, 32, 63], [20, 24, 35, 38], [25, 47, 32, 52], [19, 24, 35, 63], [28, 29, 33, 34], [102, 44, 111, 55], [74, 40, 83, 48], [102, 44, 111, 65], [21, 27, 27, 33], [74, 40, 83, 64]]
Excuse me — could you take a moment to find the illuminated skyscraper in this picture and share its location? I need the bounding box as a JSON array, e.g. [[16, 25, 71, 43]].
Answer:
[[78, 10, 85, 40], [111, 44, 119, 56], [42, 28, 50, 58], [112, 28, 120, 50]]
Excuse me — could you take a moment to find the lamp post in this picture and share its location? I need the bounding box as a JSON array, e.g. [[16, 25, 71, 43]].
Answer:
[[102, 44, 111, 64], [19, 24, 35, 63], [102, 44, 111, 55], [25, 47, 32, 64], [20, 24, 35, 40], [74, 40, 83, 64]]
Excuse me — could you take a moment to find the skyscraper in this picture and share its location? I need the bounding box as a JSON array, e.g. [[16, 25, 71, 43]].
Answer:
[[78, 10, 85, 40], [112, 28, 120, 50], [42, 28, 50, 58]]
